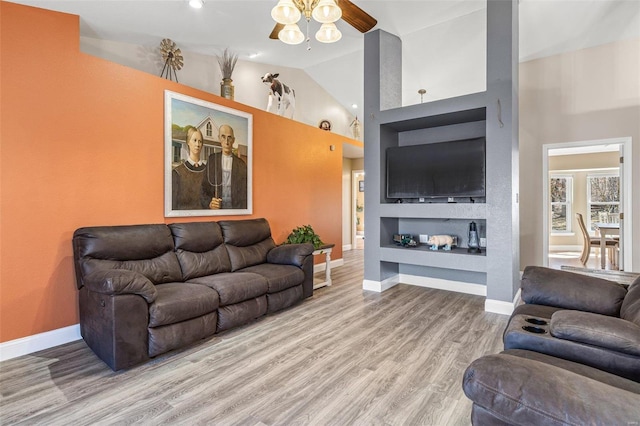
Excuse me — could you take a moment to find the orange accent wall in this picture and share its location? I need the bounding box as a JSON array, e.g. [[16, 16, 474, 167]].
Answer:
[[0, 2, 354, 343]]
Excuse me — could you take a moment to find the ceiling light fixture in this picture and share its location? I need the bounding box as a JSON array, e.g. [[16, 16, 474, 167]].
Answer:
[[271, 0, 342, 48], [189, 0, 204, 9]]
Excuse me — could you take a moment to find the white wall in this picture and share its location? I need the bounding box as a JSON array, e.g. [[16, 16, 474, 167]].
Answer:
[[520, 37, 640, 270], [80, 37, 357, 138]]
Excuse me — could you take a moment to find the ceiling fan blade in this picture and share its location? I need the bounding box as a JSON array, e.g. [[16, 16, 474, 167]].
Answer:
[[338, 0, 377, 33], [269, 23, 285, 40]]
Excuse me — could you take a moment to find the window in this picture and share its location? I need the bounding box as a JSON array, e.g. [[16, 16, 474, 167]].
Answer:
[[587, 173, 619, 231], [550, 175, 573, 233], [206, 122, 213, 137]]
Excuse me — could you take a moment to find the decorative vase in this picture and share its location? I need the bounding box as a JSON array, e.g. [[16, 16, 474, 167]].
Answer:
[[220, 78, 234, 100]]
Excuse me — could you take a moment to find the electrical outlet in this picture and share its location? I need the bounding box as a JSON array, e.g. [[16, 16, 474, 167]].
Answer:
[[480, 237, 487, 247], [419, 234, 429, 243], [419, 197, 425, 203]]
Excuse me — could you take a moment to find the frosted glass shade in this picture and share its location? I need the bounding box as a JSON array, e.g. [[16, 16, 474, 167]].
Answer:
[[311, 0, 341, 23], [279, 24, 305, 45], [271, 0, 301, 25], [315, 22, 342, 43]]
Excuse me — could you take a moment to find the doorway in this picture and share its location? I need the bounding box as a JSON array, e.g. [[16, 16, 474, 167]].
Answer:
[[542, 137, 633, 270], [352, 170, 364, 250]]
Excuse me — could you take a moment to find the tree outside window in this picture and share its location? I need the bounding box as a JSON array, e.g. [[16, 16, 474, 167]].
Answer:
[[587, 173, 619, 231], [550, 175, 573, 233]]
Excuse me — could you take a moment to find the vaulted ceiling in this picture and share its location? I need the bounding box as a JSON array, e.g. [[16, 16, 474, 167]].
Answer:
[[11, 0, 640, 114]]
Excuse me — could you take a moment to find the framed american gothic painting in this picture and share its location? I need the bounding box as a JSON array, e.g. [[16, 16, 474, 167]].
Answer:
[[164, 90, 252, 217]]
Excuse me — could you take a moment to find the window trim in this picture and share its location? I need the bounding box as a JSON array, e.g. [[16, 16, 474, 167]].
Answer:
[[549, 174, 573, 234], [586, 171, 620, 233]]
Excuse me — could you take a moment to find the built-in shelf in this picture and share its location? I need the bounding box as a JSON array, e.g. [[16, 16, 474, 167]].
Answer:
[[378, 92, 487, 130], [379, 203, 487, 219], [380, 245, 487, 273]]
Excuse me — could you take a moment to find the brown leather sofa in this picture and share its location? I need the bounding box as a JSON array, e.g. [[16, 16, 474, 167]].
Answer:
[[463, 267, 640, 424], [72, 218, 314, 371]]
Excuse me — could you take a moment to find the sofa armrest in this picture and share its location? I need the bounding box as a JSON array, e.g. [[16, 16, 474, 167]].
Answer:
[[83, 269, 157, 303], [551, 310, 640, 357], [521, 266, 627, 316], [267, 243, 314, 267], [463, 352, 640, 425]]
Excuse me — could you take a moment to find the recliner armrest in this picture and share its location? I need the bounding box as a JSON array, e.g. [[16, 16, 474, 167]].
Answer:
[[83, 269, 157, 303], [267, 243, 314, 267], [551, 310, 640, 357], [521, 266, 627, 316], [463, 351, 640, 425]]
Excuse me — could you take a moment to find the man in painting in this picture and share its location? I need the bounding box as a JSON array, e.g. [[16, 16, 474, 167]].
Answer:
[[172, 127, 206, 210], [201, 124, 247, 210]]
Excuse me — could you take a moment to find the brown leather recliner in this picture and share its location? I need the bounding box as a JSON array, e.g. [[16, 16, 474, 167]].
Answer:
[[462, 267, 640, 424], [73, 218, 313, 371]]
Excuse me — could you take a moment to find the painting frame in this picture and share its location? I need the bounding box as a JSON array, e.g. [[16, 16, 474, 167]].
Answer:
[[164, 90, 252, 217]]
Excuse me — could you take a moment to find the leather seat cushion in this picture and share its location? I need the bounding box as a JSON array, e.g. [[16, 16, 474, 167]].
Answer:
[[267, 285, 303, 313], [217, 296, 267, 332], [621, 276, 640, 326], [149, 283, 219, 327], [240, 264, 304, 293], [188, 272, 268, 306]]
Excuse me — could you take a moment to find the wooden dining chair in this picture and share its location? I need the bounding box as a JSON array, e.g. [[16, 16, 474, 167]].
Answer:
[[576, 212, 618, 266]]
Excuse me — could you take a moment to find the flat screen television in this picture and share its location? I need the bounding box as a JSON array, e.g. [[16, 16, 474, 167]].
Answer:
[[386, 137, 486, 200]]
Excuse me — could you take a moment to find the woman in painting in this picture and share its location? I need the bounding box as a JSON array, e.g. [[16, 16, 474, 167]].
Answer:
[[172, 127, 206, 210]]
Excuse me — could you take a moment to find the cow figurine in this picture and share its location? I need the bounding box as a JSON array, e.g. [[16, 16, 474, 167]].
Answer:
[[261, 72, 296, 118], [427, 235, 454, 251]]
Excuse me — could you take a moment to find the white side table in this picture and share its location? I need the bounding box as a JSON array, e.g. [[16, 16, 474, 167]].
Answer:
[[312, 243, 335, 289]]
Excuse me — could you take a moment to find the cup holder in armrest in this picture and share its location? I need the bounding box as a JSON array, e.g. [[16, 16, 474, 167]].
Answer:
[[522, 325, 547, 334], [525, 318, 548, 326]]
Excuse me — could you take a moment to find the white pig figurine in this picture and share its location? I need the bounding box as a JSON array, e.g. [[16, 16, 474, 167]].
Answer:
[[427, 235, 454, 251]]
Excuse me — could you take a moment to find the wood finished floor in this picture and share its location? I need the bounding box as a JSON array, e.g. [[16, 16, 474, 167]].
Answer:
[[0, 249, 508, 425]]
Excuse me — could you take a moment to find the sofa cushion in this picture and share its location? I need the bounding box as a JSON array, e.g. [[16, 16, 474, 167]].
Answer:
[[219, 218, 272, 246], [73, 224, 182, 286], [267, 285, 303, 313], [621, 276, 640, 326], [188, 272, 268, 306], [225, 238, 276, 272], [217, 296, 267, 332], [148, 283, 219, 327], [148, 311, 217, 357], [241, 263, 304, 293], [521, 266, 627, 316], [550, 310, 640, 357], [463, 349, 640, 425], [169, 222, 232, 279]]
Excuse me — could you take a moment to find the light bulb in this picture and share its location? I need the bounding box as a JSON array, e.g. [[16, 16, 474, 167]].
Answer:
[[278, 24, 304, 45], [315, 22, 342, 43], [271, 0, 301, 25], [311, 0, 341, 23]]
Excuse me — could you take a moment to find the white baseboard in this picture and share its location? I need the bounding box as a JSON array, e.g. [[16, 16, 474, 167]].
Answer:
[[0, 324, 81, 362], [314, 258, 344, 273], [485, 299, 515, 316], [342, 244, 352, 251], [362, 276, 399, 292], [399, 274, 487, 296]]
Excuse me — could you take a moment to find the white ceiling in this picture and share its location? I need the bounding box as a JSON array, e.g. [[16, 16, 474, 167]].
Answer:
[[10, 0, 640, 115]]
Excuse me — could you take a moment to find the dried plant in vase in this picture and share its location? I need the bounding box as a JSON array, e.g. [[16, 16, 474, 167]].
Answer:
[[217, 48, 238, 100]]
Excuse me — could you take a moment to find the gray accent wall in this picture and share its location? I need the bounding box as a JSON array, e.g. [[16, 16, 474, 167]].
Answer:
[[363, 0, 519, 306]]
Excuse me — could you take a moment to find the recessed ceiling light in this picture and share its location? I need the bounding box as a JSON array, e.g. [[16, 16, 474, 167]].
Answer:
[[351, 104, 358, 109], [189, 0, 204, 9]]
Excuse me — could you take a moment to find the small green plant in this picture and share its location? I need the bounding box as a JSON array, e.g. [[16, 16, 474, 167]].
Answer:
[[284, 225, 324, 249]]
